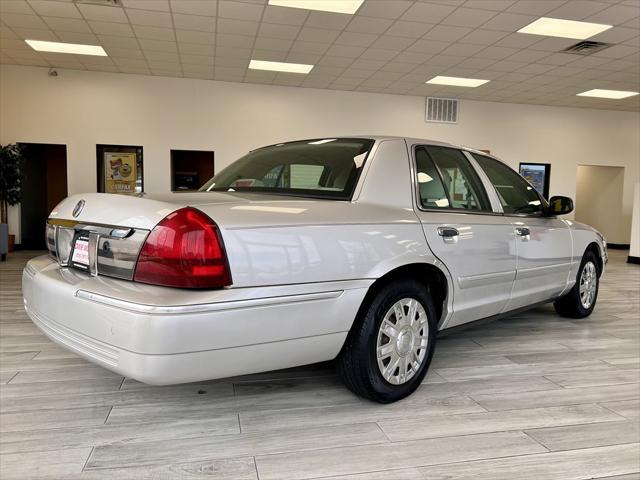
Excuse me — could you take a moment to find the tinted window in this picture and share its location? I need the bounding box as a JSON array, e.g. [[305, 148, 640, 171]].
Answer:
[[472, 153, 543, 215], [200, 138, 374, 199], [416, 148, 449, 208], [417, 146, 490, 211]]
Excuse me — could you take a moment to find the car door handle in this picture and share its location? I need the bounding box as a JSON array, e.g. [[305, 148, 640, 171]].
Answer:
[[437, 226, 459, 244], [515, 227, 530, 241]]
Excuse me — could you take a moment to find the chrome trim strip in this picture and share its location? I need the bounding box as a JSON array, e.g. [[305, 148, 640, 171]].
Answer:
[[458, 270, 515, 289], [516, 262, 573, 280], [75, 289, 344, 315]]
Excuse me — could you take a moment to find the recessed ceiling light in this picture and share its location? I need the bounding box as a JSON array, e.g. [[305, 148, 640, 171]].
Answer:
[[518, 17, 612, 40], [25, 39, 107, 56], [577, 89, 639, 99], [249, 59, 313, 74], [426, 76, 489, 88], [268, 0, 364, 15]]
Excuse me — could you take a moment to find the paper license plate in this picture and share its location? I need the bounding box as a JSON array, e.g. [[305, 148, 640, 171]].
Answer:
[[71, 238, 90, 266]]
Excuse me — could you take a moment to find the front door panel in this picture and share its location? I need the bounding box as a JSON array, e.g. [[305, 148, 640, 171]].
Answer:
[[507, 217, 572, 310]]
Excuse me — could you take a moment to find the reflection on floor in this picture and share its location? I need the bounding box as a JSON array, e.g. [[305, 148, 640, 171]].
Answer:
[[1, 250, 638, 480]]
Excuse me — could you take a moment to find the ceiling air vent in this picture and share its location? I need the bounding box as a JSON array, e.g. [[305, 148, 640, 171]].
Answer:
[[563, 41, 612, 55], [425, 97, 458, 124]]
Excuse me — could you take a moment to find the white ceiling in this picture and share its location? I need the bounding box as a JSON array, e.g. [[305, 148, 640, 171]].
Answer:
[[1, 0, 639, 111]]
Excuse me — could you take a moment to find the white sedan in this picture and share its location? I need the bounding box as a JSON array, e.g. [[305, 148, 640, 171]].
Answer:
[[23, 136, 606, 403]]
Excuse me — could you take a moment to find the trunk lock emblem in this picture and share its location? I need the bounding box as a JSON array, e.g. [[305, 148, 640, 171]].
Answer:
[[72, 200, 85, 217]]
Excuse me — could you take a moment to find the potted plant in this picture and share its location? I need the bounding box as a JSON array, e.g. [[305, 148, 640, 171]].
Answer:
[[0, 144, 24, 261]]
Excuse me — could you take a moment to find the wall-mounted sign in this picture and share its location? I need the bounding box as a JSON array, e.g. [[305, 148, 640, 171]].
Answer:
[[519, 162, 551, 199], [97, 145, 143, 195]]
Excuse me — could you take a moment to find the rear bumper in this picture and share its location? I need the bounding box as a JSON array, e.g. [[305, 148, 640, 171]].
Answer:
[[23, 256, 370, 384]]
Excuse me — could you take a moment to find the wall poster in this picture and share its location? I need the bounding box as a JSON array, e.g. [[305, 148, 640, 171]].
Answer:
[[97, 145, 143, 195], [519, 162, 551, 199]]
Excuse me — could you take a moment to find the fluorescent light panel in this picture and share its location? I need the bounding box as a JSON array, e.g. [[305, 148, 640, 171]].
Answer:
[[426, 76, 489, 88], [268, 0, 364, 15], [577, 89, 639, 99], [518, 17, 612, 40], [25, 39, 107, 56], [249, 59, 313, 74]]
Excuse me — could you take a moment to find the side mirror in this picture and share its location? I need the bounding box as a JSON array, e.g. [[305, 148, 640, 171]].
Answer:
[[548, 195, 574, 216]]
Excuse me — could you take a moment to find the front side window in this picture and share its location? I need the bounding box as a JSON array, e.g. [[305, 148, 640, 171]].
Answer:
[[416, 146, 490, 211], [472, 153, 544, 215], [200, 138, 374, 199]]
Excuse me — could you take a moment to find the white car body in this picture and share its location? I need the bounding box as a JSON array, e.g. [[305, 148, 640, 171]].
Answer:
[[23, 136, 607, 385]]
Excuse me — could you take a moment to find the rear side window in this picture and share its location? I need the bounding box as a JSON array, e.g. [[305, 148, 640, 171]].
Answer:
[[416, 146, 490, 211], [471, 153, 543, 215]]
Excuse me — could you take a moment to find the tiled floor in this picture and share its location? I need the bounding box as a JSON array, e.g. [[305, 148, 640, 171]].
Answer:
[[1, 250, 638, 480]]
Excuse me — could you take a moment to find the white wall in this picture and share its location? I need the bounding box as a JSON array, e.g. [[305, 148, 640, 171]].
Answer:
[[630, 183, 640, 259], [1, 64, 639, 243], [575, 165, 627, 245]]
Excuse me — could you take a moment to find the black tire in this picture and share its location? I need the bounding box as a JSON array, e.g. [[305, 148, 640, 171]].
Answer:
[[337, 279, 437, 403], [554, 250, 600, 318]]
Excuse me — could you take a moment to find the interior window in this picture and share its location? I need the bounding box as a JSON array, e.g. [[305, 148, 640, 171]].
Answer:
[[415, 148, 449, 208], [422, 146, 490, 211], [471, 153, 543, 215]]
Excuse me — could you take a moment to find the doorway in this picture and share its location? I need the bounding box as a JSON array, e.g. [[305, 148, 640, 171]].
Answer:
[[19, 143, 67, 249], [575, 165, 626, 246]]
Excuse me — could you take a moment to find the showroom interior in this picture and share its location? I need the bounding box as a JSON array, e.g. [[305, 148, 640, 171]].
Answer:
[[0, 0, 639, 478]]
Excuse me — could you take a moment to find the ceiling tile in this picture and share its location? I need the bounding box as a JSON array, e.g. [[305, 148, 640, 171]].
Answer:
[[356, 0, 412, 19], [462, 1, 516, 11], [179, 42, 215, 55], [78, 4, 128, 23], [423, 25, 472, 42], [170, 0, 218, 16], [254, 36, 292, 50], [406, 39, 449, 54], [0, 1, 34, 15], [297, 27, 340, 43], [285, 51, 322, 64], [176, 29, 215, 44], [304, 11, 351, 30], [481, 12, 536, 31], [385, 20, 432, 38], [97, 34, 140, 48], [335, 31, 378, 47], [441, 8, 498, 28], [103, 46, 145, 58], [12, 27, 57, 40], [55, 31, 100, 44], [180, 53, 213, 64], [370, 35, 414, 50], [43, 16, 92, 34], [345, 16, 393, 34], [458, 28, 509, 45], [545, 1, 611, 21], [216, 45, 251, 58], [258, 22, 300, 39], [401, 2, 457, 23], [585, 4, 640, 25], [172, 13, 216, 32], [121, 0, 170, 12], [325, 44, 367, 58], [475, 45, 519, 59], [133, 25, 175, 40], [506, 0, 564, 15], [261, 4, 308, 26], [493, 32, 541, 48], [592, 43, 638, 58], [289, 40, 330, 55], [218, 0, 264, 21], [439, 42, 485, 57], [1, 13, 47, 29], [126, 8, 172, 27], [28, 0, 82, 18], [216, 33, 254, 47], [528, 36, 578, 52], [88, 20, 134, 36], [138, 38, 177, 52], [360, 47, 399, 61], [217, 18, 259, 35]]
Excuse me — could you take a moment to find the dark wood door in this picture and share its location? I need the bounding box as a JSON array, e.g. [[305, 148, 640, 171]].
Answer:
[[19, 143, 67, 250]]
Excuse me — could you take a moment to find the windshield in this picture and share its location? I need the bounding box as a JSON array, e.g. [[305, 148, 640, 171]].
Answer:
[[199, 138, 375, 199]]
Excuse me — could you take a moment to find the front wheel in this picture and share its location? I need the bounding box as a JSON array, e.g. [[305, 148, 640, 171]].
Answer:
[[554, 250, 600, 318], [337, 279, 437, 403]]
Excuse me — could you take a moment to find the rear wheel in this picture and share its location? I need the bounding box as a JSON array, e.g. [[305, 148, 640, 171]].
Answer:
[[554, 250, 600, 318], [337, 279, 437, 403]]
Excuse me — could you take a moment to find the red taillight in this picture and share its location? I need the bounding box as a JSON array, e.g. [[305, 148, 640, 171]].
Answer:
[[134, 207, 232, 289]]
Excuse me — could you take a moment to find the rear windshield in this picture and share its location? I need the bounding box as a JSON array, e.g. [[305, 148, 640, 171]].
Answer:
[[199, 138, 375, 199]]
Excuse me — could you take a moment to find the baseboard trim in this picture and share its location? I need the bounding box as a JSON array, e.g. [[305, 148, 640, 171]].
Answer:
[[608, 243, 630, 250], [628, 256, 640, 265]]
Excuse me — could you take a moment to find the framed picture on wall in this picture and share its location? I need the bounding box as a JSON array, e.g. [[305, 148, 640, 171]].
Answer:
[[97, 144, 143, 195], [519, 162, 551, 199]]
